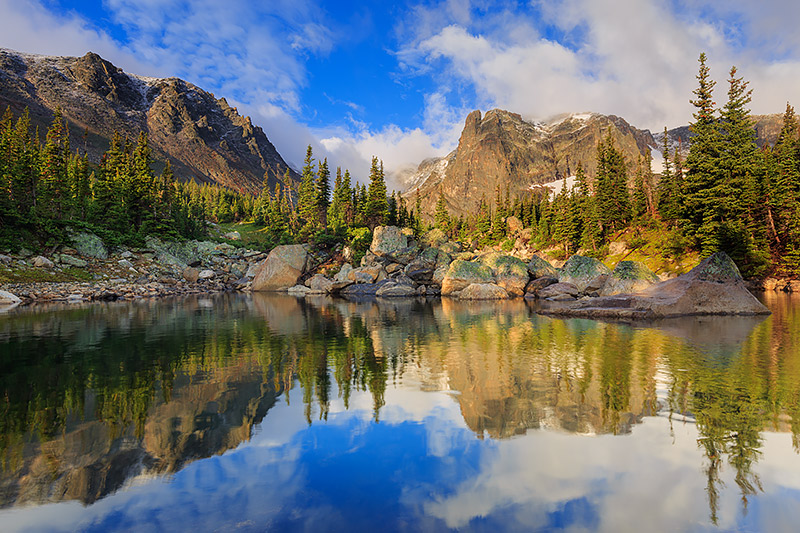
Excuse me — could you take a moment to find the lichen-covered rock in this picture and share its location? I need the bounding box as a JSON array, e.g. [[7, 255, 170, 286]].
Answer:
[[56, 254, 88, 268], [223, 231, 241, 240], [198, 269, 215, 279], [559, 255, 611, 291], [70, 231, 108, 259], [251, 244, 309, 291], [601, 261, 659, 296], [477, 253, 529, 297], [527, 255, 558, 279], [441, 260, 494, 296], [458, 283, 509, 300], [370, 226, 408, 258], [391, 245, 421, 265], [690, 252, 743, 282], [287, 284, 311, 295]]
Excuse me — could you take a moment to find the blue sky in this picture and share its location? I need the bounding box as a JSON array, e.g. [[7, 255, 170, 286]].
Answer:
[[2, 1, 800, 186]]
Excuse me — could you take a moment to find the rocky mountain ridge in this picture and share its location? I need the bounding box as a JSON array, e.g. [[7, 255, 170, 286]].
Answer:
[[0, 48, 298, 194], [401, 109, 657, 218]]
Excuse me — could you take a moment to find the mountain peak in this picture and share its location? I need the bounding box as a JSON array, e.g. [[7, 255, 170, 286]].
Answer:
[[0, 48, 298, 194]]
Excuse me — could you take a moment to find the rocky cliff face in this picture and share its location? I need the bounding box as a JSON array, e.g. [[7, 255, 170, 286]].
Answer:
[[402, 109, 656, 218], [0, 49, 298, 194]]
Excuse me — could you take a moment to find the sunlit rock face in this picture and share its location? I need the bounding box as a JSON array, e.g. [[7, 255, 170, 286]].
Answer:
[[0, 49, 298, 194], [402, 109, 656, 218]]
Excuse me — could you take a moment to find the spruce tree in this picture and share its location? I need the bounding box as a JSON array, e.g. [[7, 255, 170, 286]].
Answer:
[[683, 52, 721, 251], [297, 145, 317, 237], [365, 157, 388, 229], [315, 157, 331, 231], [434, 192, 450, 231]]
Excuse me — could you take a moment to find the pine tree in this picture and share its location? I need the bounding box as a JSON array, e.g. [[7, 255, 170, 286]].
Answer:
[[297, 145, 317, 237], [595, 133, 631, 235], [315, 157, 331, 231], [434, 192, 450, 231], [683, 52, 722, 251], [365, 157, 388, 229], [37, 108, 70, 221]]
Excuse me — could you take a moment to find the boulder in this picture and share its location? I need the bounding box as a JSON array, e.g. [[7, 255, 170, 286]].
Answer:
[[306, 274, 334, 294], [559, 255, 611, 292], [385, 263, 405, 274], [287, 285, 312, 295], [198, 269, 215, 280], [541, 253, 770, 318], [524, 276, 559, 297], [223, 231, 241, 240], [251, 244, 309, 291], [538, 282, 580, 300], [376, 282, 418, 298], [70, 231, 108, 259], [0, 254, 11, 263], [0, 290, 21, 304], [56, 254, 88, 268], [334, 263, 354, 282], [528, 255, 558, 279], [458, 283, 509, 300], [370, 226, 408, 258], [600, 261, 659, 296], [118, 259, 135, 269], [348, 264, 387, 284], [441, 260, 495, 296], [479, 253, 529, 297], [391, 245, 421, 265], [182, 267, 200, 283], [32, 256, 54, 268]]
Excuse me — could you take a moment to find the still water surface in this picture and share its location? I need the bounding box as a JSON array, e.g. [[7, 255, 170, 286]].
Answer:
[[1, 293, 800, 532]]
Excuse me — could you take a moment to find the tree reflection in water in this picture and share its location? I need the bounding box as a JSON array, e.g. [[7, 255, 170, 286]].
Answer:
[[0, 292, 798, 524]]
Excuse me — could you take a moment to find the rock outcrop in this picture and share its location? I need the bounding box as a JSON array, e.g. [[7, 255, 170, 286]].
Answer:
[[540, 253, 770, 319], [600, 261, 659, 296]]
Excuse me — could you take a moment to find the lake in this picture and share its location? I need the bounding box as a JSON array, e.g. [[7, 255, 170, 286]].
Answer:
[[1, 293, 799, 532]]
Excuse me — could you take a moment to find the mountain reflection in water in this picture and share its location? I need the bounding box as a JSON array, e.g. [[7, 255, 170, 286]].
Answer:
[[0, 293, 799, 531]]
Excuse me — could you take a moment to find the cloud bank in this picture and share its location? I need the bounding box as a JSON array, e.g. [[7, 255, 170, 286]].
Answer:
[[3, 0, 800, 188]]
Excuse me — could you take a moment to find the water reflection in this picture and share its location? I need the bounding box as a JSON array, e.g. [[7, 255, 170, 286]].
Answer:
[[0, 293, 799, 530]]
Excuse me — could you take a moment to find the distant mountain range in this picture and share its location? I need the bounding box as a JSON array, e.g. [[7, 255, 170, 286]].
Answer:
[[0, 49, 298, 194], [0, 49, 786, 216]]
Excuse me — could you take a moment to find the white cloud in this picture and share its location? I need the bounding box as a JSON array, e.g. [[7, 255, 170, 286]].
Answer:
[[399, 0, 800, 133], [0, 0, 156, 76]]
